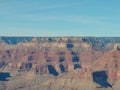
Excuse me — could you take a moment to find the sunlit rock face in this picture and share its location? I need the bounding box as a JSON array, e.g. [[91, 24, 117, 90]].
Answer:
[[0, 37, 120, 89]]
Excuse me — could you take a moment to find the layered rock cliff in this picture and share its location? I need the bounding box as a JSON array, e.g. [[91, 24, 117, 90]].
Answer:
[[0, 37, 120, 90]]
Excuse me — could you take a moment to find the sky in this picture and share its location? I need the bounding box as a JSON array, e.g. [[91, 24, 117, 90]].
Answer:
[[0, 0, 120, 36]]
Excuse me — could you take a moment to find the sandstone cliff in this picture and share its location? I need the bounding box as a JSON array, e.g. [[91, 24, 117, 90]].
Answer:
[[0, 37, 120, 90]]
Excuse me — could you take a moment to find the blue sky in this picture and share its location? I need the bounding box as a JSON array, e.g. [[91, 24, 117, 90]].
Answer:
[[0, 0, 120, 36]]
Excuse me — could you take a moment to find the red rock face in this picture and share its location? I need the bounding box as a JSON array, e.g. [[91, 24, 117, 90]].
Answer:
[[0, 37, 120, 83]]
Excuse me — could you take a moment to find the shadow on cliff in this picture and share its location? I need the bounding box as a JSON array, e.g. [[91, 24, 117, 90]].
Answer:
[[0, 72, 11, 81], [48, 65, 59, 77], [92, 71, 112, 88], [72, 56, 79, 62], [74, 64, 81, 69], [0, 61, 6, 68], [59, 64, 65, 73], [66, 39, 74, 49]]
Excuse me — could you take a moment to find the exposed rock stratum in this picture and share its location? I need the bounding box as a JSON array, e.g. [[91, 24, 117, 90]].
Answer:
[[0, 37, 120, 90]]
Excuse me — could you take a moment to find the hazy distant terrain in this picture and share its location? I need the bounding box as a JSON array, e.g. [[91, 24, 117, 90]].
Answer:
[[0, 37, 120, 90]]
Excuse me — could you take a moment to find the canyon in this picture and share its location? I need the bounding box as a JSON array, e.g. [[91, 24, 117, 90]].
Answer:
[[0, 37, 120, 90]]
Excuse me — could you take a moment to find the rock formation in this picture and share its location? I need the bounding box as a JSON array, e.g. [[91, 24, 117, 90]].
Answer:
[[0, 37, 120, 90]]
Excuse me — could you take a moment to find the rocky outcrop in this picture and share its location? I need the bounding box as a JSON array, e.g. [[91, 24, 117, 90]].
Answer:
[[0, 37, 120, 89]]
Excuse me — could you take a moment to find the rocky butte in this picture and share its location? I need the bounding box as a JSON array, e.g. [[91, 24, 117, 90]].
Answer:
[[0, 37, 120, 90]]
